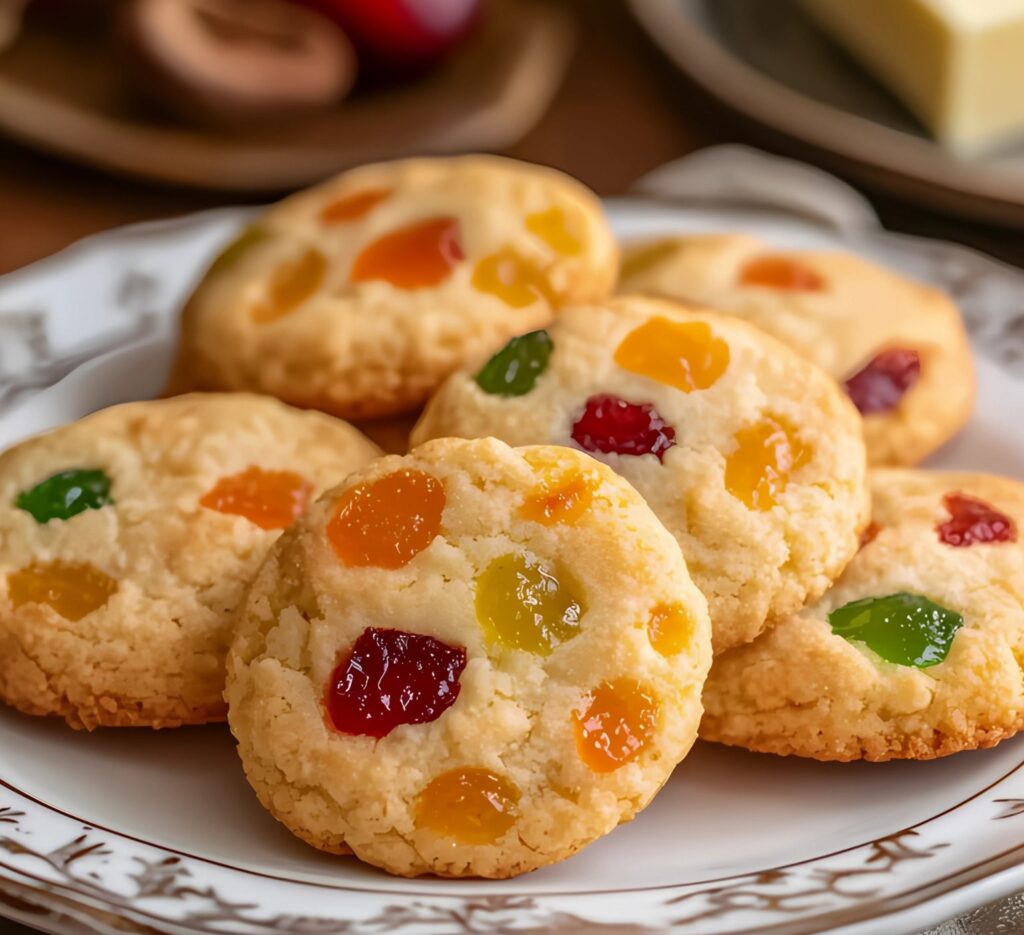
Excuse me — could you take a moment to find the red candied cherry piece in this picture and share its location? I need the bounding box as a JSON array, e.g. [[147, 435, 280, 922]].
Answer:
[[937, 493, 1017, 547], [326, 627, 466, 738], [570, 394, 676, 461], [844, 348, 921, 415]]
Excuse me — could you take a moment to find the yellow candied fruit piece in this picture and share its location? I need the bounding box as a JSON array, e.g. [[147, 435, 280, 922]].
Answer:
[[251, 248, 327, 323], [475, 553, 583, 656], [525, 206, 583, 256], [7, 560, 117, 622], [725, 413, 812, 511], [415, 768, 520, 845], [620, 240, 678, 280], [573, 679, 659, 773], [327, 469, 446, 570], [320, 188, 391, 223], [472, 247, 557, 309], [646, 602, 693, 656], [614, 316, 730, 393]]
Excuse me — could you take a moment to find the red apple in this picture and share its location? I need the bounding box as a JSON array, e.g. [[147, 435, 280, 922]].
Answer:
[[296, 0, 483, 76]]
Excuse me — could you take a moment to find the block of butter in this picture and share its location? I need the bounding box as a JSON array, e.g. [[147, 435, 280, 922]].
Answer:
[[799, 0, 1024, 153]]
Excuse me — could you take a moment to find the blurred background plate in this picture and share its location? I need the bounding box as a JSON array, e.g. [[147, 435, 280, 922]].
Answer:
[[628, 0, 1024, 228], [0, 0, 573, 191]]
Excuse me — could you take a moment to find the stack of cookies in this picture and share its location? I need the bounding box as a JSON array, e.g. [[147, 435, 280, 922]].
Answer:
[[0, 155, 1019, 882]]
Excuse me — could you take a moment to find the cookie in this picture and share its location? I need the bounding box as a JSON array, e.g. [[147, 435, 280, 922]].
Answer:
[[702, 469, 1024, 761], [619, 234, 975, 466], [412, 296, 870, 654], [0, 393, 381, 730], [168, 155, 618, 419], [226, 437, 711, 878]]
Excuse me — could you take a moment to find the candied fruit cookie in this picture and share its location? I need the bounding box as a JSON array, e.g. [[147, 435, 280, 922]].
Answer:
[[225, 437, 711, 878], [168, 155, 618, 420], [702, 470, 1024, 761], [412, 296, 870, 654], [0, 394, 380, 730], [619, 234, 975, 466]]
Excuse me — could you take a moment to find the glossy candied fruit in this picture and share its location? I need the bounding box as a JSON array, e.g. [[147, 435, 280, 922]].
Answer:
[[525, 206, 583, 255], [724, 413, 811, 511], [251, 248, 327, 323], [859, 522, 882, 548], [475, 553, 583, 656], [208, 226, 268, 278], [739, 256, 825, 292], [519, 468, 599, 527], [573, 679, 659, 773], [937, 492, 1016, 547], [844, 348, 921, 415], [326, 628, 466, 738], [327, 469, 445, 569], [828, 592, 963, 669], [415, 767, 520, 845], [475, 330, 553, 397], [614, 316, 730, 393], [320, 188, 391, 223], [472, 247, 556, 309], [7, 560, 117, 621], [350, 217, 463, 290], [571, 394, 676, 461], [200, 467, 311, 530], [646, 602, 693, 657], [16, 468, 113, 524], [620, 240, 678, 280]]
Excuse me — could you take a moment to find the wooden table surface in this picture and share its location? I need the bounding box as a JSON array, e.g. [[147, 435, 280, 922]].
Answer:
[[0, 0, 1020, 279]]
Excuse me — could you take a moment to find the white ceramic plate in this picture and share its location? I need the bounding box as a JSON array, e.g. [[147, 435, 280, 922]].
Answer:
[[2, 200, 1024, 935], [628, 0, 1024, 227]]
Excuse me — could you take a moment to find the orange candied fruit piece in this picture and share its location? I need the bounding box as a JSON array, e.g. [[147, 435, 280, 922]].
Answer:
[[525, 206, 583, 256], [7, 560, 117, 622], [519, 460, 599, 527], [614, 316, 730, 392], [739, 256, 825, 292], [350, 217, 463, 290], [724, 413, 812, 511], [472, 247, 557, 309], [573, 679, 659, 773], [415, 767, 520, 845], [200, 466, 312, 531], [320, 188, 391, 224], [251, 248, 327, 323], [327, 469, 445, 569], [647, 602, 693, 657]]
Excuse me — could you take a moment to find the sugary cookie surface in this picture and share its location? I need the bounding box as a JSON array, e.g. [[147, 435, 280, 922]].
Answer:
[[0, 394, 381, 730], [411, 296, 870, 654], [619, 234, 975, 466], [225, 437, 712, 879], [170, 156, 618, 419], [702, 470, 1024, 761]]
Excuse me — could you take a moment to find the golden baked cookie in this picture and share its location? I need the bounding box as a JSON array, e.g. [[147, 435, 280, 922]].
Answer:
[[412, 296, 870, 654], [619, 234, 975, 466], [702, 469, 1024, 762], [169, 155, 618, 419], [226, 437, 711, 878], [0, 393, 380, 730]]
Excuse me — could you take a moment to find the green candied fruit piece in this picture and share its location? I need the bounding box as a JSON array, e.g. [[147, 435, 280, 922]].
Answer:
[[16, 469, 114, 524], [828, 592, 963, 669], [207, 226, 268, 278], [475, 330, 553, 397]]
